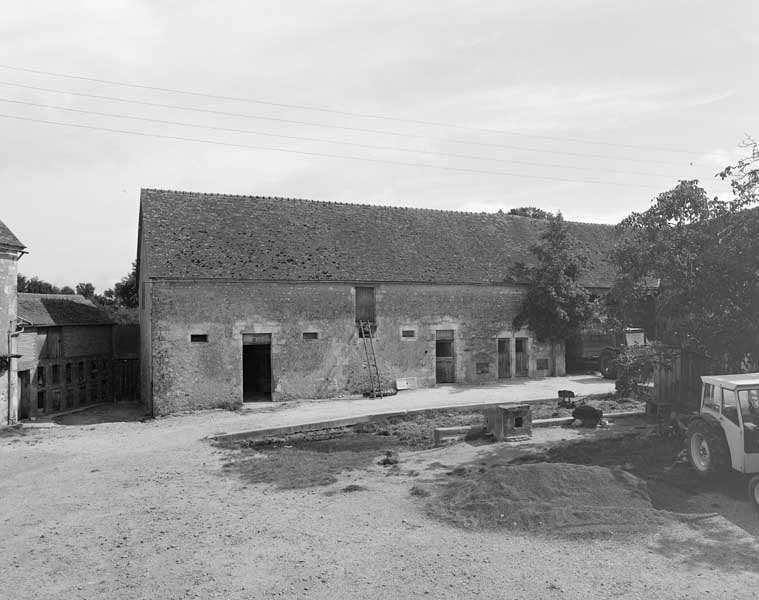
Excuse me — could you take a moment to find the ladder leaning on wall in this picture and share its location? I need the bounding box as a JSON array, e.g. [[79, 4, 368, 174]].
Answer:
[[358, 320, 383, 398]]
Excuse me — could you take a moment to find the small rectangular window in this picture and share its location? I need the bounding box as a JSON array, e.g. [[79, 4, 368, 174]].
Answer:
[[191, 334, 208, 343], [36, 366, 45, 387], [401, 330, 416, 338], [302, 332, 319, 341], [65, 363, 72, 384], [722, 388, 740, 425], [703, 383, 719, 411], [536, 358, 549, 371], [476, 362, 490, 374], [51, 364, 60, 385]]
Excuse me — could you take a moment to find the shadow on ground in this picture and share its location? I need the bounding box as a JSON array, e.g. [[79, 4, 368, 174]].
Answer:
[[51, 402, 148, 426]]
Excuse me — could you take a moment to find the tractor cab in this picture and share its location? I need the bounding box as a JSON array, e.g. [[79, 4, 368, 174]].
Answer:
[[623, 328, 646, 347], [699, 374, 759, 473], [689, 373, 759, 508]]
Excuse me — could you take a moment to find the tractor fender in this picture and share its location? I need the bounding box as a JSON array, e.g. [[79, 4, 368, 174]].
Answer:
[[686, 413, 727, 439], [689, 413, 721, 430]]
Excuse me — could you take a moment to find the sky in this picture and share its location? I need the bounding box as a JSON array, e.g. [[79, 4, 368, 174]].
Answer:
[[1, 0, 757, 291]]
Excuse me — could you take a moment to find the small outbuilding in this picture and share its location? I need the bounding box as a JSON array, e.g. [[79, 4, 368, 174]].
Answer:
[[16, 293, 115, 419]]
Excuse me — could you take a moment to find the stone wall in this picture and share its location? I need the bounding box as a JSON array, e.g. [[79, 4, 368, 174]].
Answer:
[[16, 325, 114, 419], [145, 280, 566, 415], [0, 249, 18, 425]]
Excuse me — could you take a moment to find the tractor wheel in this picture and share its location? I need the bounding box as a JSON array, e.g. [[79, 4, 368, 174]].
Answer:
[[749, 475, 759, 510], [686, 419, 730, 478], [599, 350, 617, 379]]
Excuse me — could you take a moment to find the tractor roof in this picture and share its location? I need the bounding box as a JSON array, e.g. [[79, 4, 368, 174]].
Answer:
[[701, 373, 759, 390]]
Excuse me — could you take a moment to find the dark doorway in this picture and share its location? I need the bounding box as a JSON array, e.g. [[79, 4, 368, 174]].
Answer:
[[515, 337, 529, 376], [435, 330, 455, 383], [497, 339, 511, 379], [18, 370, 30, 419], [242, 334, 272, 402]]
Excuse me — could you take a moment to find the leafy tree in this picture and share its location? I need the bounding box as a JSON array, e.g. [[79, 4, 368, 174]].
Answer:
[[17, 275, 74, 295], [611, 169, 759, 368], [110, 261, 138, 309], [17, 263, 139, 324], [76, 282, 96, 299], [507, 206, 553, 219], [512, 213, 595, 342]]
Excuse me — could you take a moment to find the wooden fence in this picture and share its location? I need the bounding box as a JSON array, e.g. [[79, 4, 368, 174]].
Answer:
[[652, 347, 724, 413]]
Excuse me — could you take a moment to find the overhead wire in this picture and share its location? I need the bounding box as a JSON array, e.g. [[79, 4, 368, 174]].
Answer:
[[0, 113, 669, 189], [0, 80, 693, 168], [0, 97, 682, 179], [0, 63, 698, 154]]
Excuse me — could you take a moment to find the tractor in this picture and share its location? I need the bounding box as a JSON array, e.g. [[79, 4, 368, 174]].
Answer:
[[567, 326, 647, 379], [686, 373, 759, 508]]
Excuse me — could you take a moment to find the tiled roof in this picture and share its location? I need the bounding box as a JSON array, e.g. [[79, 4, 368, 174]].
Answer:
[[139, 189, 618, 287], [18, 294, 114, 327], [0, 218, 25, 250]]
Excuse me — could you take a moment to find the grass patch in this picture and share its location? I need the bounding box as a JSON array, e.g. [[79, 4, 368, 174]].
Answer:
[[222, 446, 380, 489]]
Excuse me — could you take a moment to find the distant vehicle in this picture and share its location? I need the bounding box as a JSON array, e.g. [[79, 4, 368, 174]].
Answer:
[[568, 327, 647, 379], [685, 373, 759, 508]]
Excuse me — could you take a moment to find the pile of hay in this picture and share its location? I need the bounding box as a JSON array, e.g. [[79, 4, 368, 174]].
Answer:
[[427, 462, 665, 537]]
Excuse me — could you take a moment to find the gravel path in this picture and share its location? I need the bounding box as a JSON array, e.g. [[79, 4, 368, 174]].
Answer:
[[2, 409, 758, 599]]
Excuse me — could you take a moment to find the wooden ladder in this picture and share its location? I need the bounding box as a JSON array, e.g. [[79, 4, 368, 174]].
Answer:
[[359, 320, 383, 398]]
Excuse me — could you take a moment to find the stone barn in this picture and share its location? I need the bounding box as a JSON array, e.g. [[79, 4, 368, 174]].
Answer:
[[137, 189, 616, 416]]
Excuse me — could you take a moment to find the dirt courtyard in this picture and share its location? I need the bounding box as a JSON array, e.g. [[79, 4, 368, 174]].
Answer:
[[2, 403, 759, 599]]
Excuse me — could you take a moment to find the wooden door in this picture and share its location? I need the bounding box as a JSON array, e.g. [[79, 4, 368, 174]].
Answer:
[[497, 339, 511, 379], [18, 370, 30, 419], [435, 330, 455, 383], [515, 337, 529, 376]]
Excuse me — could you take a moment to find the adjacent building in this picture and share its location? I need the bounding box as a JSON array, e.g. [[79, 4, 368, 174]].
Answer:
[[0, 218, 25, 426], [16, 293, 115, 419], [138, 189, 617, 416]]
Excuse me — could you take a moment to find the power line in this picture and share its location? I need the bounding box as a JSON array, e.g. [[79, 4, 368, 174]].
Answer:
[[0, 63, 697, 154], [0, 81, 692, 168], [0, 97, 680, 179], [0, 112, 668, 189]]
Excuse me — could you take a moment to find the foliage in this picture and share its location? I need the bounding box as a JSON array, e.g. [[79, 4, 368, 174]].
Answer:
[[507, 206, 553, 219], [106, 261, 138, 309], [17, 275, 75, 295], [611, 140, 759, 368], [75, 282, 96, 299], [17, 262, 139, 324], [512, 213, 595, 342], [613, 344, 655, 399]]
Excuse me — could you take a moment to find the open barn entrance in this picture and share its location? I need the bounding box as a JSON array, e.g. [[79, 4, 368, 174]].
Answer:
[[242, 333, 272, 402]]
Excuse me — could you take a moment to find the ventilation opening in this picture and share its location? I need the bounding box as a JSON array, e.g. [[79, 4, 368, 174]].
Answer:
[[303, 332, 319, 341], [190, 334, 208, 343]]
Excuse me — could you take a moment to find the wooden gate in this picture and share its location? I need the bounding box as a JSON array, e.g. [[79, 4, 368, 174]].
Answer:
[[497, 339, 511, 378], [653, 348, 723, 412], [515, 337, 529, 376], [112, 359, 140, 402]]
